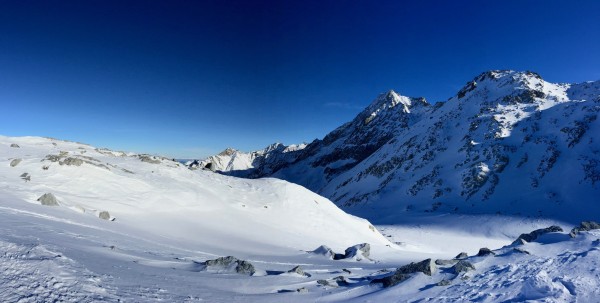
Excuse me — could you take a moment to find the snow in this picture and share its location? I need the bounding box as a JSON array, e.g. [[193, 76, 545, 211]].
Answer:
[[2, 135, 600, 302]]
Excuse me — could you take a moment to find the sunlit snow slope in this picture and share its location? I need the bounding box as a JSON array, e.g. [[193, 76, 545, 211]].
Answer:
[[0, 136, 391, 256]]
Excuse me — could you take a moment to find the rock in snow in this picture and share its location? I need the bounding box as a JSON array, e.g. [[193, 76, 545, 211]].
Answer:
[[452, 260, 476, 274], [512, 225, 563, 245], [201, 256, 256, 275], [10, 158, 22, 167], [37, 193, 59, 206], [570, 221, 600, 238]]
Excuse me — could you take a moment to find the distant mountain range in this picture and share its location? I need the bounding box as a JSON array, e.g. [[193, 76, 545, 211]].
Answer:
[[194, 70, 600, 223]]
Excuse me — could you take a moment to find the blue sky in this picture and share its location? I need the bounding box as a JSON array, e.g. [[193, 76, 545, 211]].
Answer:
[[1, 0, 599, 158]]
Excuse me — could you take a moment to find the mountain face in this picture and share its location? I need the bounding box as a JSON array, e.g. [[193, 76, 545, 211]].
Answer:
[[198, 71, 600, 222]]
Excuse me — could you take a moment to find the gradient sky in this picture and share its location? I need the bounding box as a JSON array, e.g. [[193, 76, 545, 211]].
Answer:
[[1, 1, 599, 158]]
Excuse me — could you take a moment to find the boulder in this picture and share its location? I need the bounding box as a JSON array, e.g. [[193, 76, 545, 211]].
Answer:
[[98, 211, 111, 220], [10, 143, 19, 148], [454, 252, 468, 259], [437, 279, 452, 286], [452, 260, 475, 274], [37, 193, 59, 206], [435, 259, 458, 266], [343, 243, 371, 260], [570, 221, 600, 238], [287, 265, 310, 277], [201, 256, 256, 275], [477, 247, 495, 257], [10, 158, 22, 167], [311, 245, 335, 259], [370, 272, 410, 288], [396, 258, 436, 276], [512, 225, 563, 245]]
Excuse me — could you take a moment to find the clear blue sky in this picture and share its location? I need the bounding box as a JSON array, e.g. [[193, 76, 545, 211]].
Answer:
[[1, 1, 599, 158]]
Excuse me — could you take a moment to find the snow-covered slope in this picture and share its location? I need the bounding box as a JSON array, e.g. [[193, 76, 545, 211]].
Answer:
[[3, 136, 600, 301], [200, 71, 600, 223], [0, 136, 390, 256]]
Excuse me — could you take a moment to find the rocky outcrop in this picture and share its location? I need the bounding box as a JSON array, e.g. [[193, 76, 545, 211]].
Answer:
[[342, 243, 371, 260], [371, 258, 436, 288], [287, 265, 310, 277], [569, 221, 600, 238], [455, 252, 469, 259], [200, 256, 256, 275], [10, 143, 19, 148], [452, 260, 476, 274], [512, 225, 563, 245], [311, 245, 335, 259], [477, 248, 495, 257]]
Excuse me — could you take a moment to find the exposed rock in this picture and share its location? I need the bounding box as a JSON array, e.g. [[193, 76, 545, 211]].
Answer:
[[37, 193, 59, 206], [20, 173, 30, 182], [201, 256, 256, 275], [454, 252, 468, 259], [10, 143, 20, 148], [342, 268, 352, 274], [317, 279, 334, 287], [435, 259, 458, 266], [139, 155, 161, 164], [570, 221, 600, 238], [512, 225, 563, 245], [513, 247, 530, 255], [311, 245, 335, 259], [10, 158, 22, 167], [296, 287, 308, 293], [98, 211, 111, 220], [332, 276, 350, 286], [452, 260, 476, 274], [371, 272, 410, 288], [343, 243, 371, 260], [437, 279, 452, 286], [477, 247, 495, 257], [287, 265, 310, 277], [396, 258, 436, 276], [62, 157, 84, 166]]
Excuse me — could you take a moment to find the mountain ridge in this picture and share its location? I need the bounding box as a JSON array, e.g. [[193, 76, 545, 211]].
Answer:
[[195, 70, 600, 223]]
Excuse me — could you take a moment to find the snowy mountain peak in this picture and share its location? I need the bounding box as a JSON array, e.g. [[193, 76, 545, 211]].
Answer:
[[218, 147, 237, 156], [366, 90, 425, 115]]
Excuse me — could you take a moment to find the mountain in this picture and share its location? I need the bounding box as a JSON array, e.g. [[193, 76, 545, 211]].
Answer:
[[198, 70, 600, 223], [4, 136, 600, 302]]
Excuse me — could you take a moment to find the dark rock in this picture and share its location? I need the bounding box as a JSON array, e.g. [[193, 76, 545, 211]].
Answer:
[[10, 158, 22, 167], [512, 225, 563, 245], [296, 287, 308, 293], [202, 256, 256, 275], [477, 248, 495, 257], [333, 276, 350, 286], [570, 221, 600, 238], [343, 243, 371, 260], [342, 268, 352, 274], [317, 279, 334, 287], [452, 260, 475, 274], [287, 265, 310, 277], [454, 252, 468, 259], [437, 279, 452, 286], [396, 258, 436, 276], [370, 272, 410, 288], [10, 143, 20, 148], [435, 259, 458, 266], [37, 193, 59, 206], [311, 245, 335, 259], [513, 248, 530, 255]]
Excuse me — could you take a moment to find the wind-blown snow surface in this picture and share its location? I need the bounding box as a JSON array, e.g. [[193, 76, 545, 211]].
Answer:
[[2, 136, 600, 301]]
